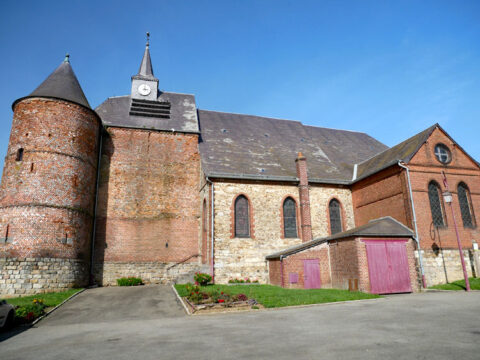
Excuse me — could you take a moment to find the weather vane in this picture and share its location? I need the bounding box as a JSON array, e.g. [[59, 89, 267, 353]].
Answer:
[[146, 32, 150, 47]]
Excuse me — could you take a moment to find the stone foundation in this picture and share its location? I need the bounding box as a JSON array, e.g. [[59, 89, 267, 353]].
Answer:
[[418, 249, 477, 286], [93, 261, 203, 286], [0, 257, 88, 297]]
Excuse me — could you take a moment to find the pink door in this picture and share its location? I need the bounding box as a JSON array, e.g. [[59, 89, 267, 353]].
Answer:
[[364, 240, 412, 294], [303, 259, 321, 289]]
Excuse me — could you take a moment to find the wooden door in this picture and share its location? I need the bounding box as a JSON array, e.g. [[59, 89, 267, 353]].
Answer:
[[303, 259, 321, 289], [364, 240, 412, 294]]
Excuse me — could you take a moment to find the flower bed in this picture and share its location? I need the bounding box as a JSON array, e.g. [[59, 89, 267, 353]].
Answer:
[[181, 283, 262, 314]]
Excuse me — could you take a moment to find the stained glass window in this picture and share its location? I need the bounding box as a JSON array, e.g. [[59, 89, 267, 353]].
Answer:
[[458, 182, 474, 228], [428, 181, 445, 227], [329, 199, 342, 235], [283, 197, 297, 238], [235, 195, 250, 237]]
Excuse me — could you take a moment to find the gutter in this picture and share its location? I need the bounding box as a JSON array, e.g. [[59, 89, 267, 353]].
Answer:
[[205, 177, 215, 283], [206, 172, 351, 185], [89, 127, 104, 284], [398, 161, 427, 288]]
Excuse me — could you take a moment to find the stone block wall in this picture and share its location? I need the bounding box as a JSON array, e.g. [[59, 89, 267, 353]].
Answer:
[[310, 185, 355, 236], [419, 249, 476, 286], [93, 260, 202, 286], [0, 258, 88, 297], [212, 180, 355, 283]]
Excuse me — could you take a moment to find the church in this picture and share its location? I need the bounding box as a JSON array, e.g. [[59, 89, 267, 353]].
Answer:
[[1, 38, 479, 296]]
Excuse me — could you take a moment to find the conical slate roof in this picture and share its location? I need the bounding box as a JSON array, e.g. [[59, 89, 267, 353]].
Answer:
[[138, 45, 154, 77], [13, 55, 91, 109]]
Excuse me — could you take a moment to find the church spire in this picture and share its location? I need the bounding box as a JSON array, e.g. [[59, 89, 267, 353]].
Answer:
[[137, 32, 154, 78], [131, 32, 159, 101]]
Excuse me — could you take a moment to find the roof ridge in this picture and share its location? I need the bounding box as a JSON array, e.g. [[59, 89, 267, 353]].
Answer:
[[356, 123, 437, 167]]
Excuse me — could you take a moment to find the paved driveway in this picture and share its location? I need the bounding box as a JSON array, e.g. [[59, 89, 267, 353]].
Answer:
[[1, 290, 479, 360]]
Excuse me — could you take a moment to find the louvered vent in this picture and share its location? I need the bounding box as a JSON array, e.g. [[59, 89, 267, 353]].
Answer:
[[129, 99, 171, 119]]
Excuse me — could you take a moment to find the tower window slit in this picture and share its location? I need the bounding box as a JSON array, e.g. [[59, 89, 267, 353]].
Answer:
[[16, 148, 24, 161]]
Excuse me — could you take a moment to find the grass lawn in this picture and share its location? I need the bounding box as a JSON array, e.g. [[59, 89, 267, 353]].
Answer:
[[429, 277, 480, 291], [175, 284, 379, 308], [4, 288, 84, 308]]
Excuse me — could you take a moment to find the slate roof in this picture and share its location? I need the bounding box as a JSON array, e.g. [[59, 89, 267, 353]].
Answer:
[[132, 44, 157, 82], [13, 57, 91, 110], [197, 110, 388, 183], [96, 92, 199, 133], [266, 216, 414, 259], [355, 124, 437, 181]]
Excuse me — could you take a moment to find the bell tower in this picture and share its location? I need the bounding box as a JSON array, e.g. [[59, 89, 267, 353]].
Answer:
[[131, 32, 159, 101]]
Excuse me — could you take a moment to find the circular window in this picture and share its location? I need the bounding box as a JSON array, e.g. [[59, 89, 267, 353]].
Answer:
[[434, 144, 451, 164]]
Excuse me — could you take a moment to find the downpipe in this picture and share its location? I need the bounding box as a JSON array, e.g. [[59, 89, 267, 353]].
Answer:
[[398, 161, 427, 288], [205, 177, 215, 283]]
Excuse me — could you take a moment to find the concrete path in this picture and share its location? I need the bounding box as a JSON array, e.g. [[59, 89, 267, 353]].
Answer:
[[1, 290, 479, 359]]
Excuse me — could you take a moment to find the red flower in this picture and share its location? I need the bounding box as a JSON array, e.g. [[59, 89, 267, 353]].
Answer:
[[218, 299, 225, 303], [221, 292, 224, 295]]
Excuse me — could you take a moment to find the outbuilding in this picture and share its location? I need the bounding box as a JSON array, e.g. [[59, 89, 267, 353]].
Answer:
[[266, 217, 419, 294]]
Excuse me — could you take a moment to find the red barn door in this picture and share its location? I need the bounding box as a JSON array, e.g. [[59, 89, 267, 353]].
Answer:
[[364, 239, 412, 294]]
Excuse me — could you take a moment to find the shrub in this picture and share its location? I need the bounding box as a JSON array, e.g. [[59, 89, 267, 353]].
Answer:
[[116, 277, 143, 286], [233, 293, 248, 302], [194, 272, 212, 286], [15, 301, 46, 323]]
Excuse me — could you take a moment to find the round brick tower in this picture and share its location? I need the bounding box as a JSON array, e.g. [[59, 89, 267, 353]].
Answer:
[[0, 55, 100, 295]]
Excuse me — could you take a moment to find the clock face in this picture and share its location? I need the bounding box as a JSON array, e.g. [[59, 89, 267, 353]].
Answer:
[[138, 83, 151, 96]]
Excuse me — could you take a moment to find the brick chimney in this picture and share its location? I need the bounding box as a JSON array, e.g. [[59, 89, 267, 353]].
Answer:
[[295, 152, 313, 242]]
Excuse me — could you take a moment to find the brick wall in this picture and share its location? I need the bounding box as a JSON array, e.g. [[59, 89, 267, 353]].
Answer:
[[329, 237, 368, 291], [0, 98, 99, 261], [278, 245, 331, 289], [93, 128, 202, 284], [352, 166, 410, 227]]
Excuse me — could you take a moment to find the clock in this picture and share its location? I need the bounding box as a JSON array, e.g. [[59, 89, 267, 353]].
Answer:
[[138, 83, 151, 96]]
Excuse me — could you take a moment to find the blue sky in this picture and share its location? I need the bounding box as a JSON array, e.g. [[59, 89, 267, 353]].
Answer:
[[0, 0, 479, 170]]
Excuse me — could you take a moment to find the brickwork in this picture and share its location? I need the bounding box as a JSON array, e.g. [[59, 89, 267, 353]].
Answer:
[[296, 153, 312, 242], [352, 166, 410, 227], [275, 245, 331, 289], [0, 257, 88, 297], [0, 98, 99, 261], [93, 128, 202, 284], [329, 238, 369, 291]]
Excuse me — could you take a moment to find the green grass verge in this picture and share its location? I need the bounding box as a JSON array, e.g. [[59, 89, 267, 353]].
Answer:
[[175, 284, 379, 308], [4, 288, 84, 308], [429, 277, 480, 291]]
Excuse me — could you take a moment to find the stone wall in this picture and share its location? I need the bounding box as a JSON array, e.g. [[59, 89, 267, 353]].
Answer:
[[310, 185, 355, 237], [419, 249, 476, 286], [212, 180, 355, 284], [0, 257, 88, 297], [93, 260, 203, 286]]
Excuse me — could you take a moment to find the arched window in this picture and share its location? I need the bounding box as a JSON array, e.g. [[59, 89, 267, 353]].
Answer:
[[235, 195, 250, 238], [329, 199, 343, 235], [283, 197, 297, 238], [457, 182, 475, 228], [428, 181, 445, 227], [16, 148, 24, 161]]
